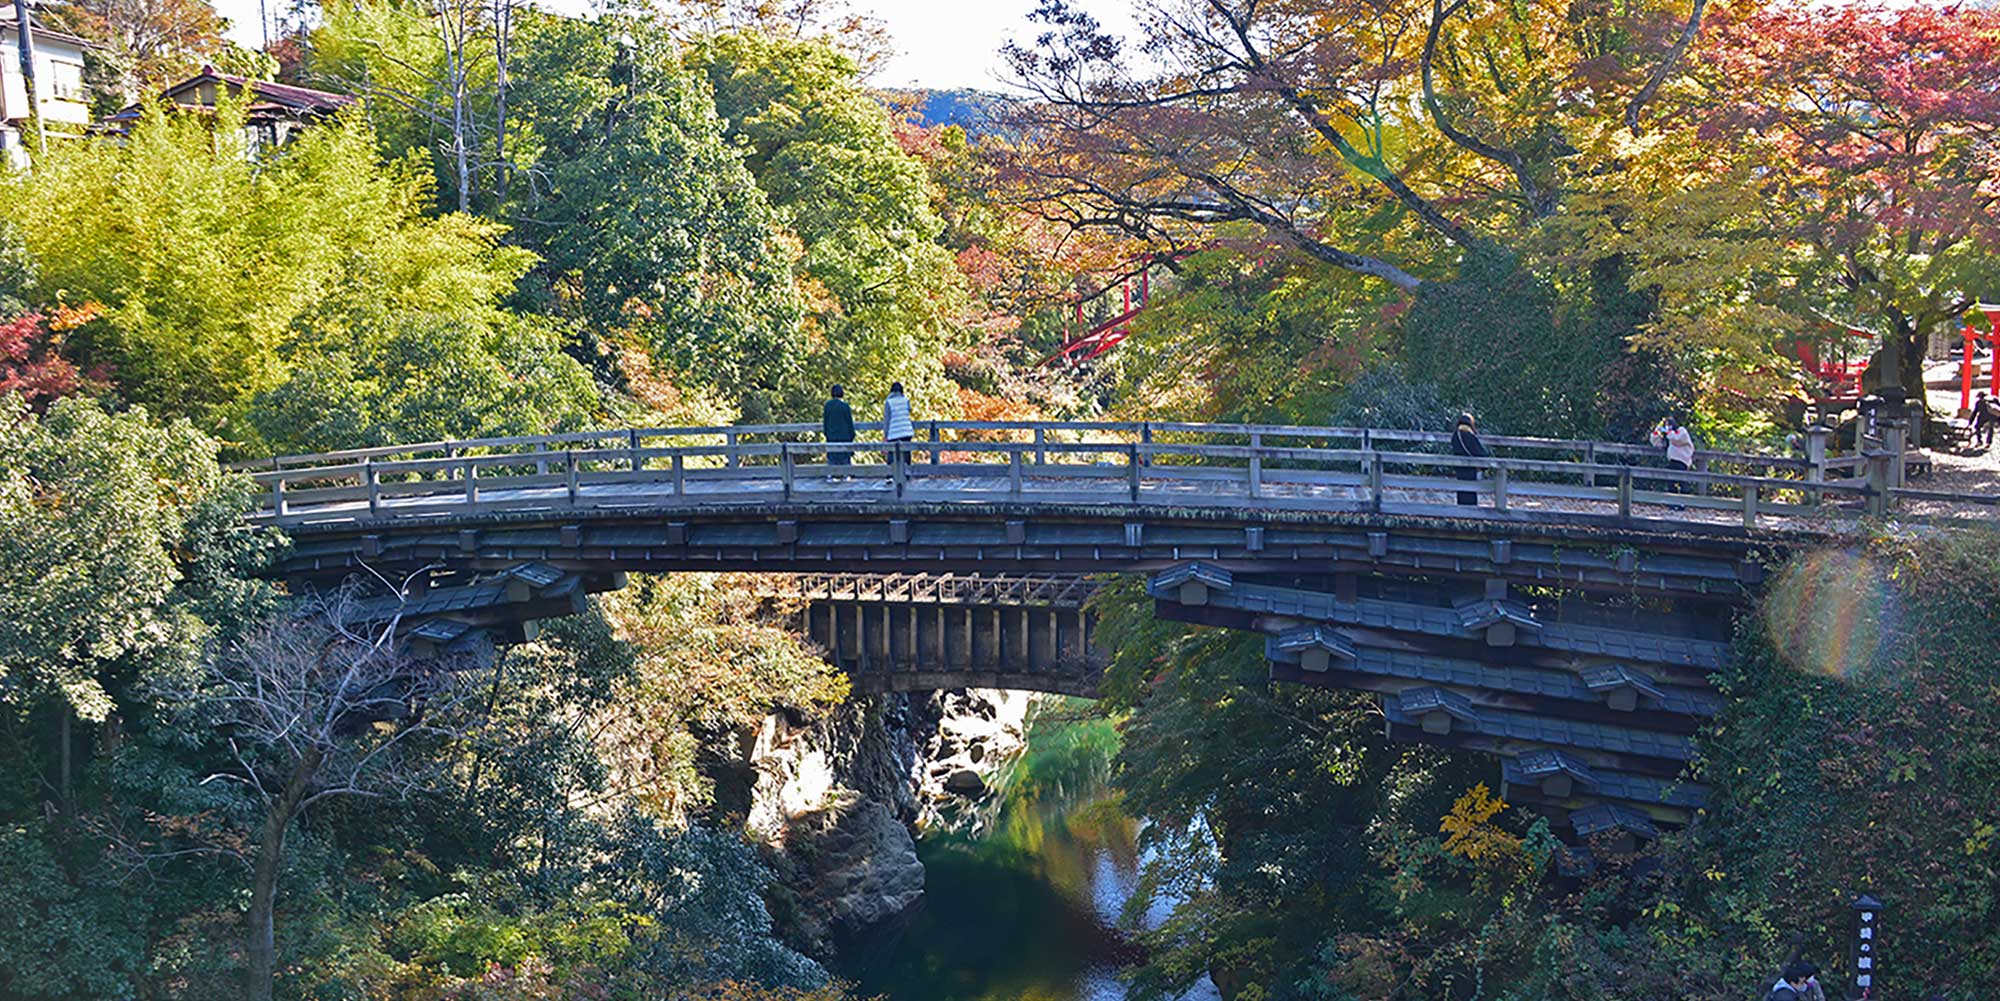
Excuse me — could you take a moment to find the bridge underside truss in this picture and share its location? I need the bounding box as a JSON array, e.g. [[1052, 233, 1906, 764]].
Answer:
[[749, 565, 1723, 844], [1144, 563, 1718, 843], [301, 554, 1730, 852]]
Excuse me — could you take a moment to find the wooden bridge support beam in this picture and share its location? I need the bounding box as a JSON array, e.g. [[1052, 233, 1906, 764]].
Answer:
[[791, 592, 1105, 696], [1034, 609, 1058, 671]]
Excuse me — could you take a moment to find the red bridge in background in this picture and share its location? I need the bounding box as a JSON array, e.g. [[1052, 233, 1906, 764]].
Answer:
[[1041, 268, 1151, 367], [1793, 325, 1873, 405]]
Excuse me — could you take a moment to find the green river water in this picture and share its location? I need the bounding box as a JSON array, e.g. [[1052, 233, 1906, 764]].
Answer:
[[835, 706, 1221, 1001]]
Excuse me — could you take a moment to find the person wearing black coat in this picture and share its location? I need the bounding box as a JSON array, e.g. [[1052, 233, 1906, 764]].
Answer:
[[822, 385, 855, 467], [1449, 412, 1487, 506]]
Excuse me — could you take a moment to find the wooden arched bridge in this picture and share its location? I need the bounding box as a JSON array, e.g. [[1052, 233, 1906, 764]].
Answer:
[[239, 419, 1999, 848]]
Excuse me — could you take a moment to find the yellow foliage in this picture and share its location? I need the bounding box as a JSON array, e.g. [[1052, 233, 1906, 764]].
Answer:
[[1439, 783, 1521, 863]]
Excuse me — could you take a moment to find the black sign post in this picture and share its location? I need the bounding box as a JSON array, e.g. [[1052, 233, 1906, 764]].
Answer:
[[1847, 894, 1882, 1000]]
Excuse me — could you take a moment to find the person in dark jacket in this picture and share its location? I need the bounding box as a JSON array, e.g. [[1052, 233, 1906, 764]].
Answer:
[[1449, 412, 1487, 506], [1766, 960, 1817, 1001], [822, 385, 855, 469]]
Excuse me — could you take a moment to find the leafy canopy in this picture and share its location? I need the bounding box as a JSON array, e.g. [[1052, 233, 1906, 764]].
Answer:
[[0, 396, 243, 722], [692, 30, 967, 416], [1, 100, 575, 445]]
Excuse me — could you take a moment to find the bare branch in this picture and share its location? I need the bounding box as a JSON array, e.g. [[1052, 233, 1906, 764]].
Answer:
[[1627, 0, 1708, 136], [1421, 0, 1552, 217]]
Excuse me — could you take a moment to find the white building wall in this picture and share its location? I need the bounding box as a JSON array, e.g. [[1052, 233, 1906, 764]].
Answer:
[[0, 33, 90, 127]]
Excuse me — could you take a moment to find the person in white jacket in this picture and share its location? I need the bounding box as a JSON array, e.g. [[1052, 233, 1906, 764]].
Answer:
[[882, 382, 914, 470], [1650, 415, 1696, 471], [1650, 416, 1697, 506]]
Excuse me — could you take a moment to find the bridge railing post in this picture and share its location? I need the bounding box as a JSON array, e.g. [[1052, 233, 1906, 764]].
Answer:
[[1128, 444, 1142, 501], [725, 431, 740, 468], [270, 477, 287, 518], [893, 444, 907, 498], [1249, 432, 1263, 500], [1742, 480, 1759, 528], [1140, 422, 1152, 467], [1034, 427, 1046, 466], [1617, 466, 1633, 521], [671, 453, 685, 495], [1882, 417, 1908, 491], [780, 443, 794, 501], [365, 459, 380, 517], [1806, 424, 1829, 508], [1368, 451, 1384, 512], [1492, 462, 1509, 513], [928, 422, 941, 464], [1009, 449, 1024, 499], [627, 429, 641, 473], [463, 459, 478, 507], [565, 450, 579, 505]]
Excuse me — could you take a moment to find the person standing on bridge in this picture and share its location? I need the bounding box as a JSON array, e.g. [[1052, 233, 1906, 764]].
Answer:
[[1651, 415, 1697, 507], [1450, 412, 1487, 506], [823, 384, 855, 471], [1651, 415, 1696, 475], [883, 381, 915, 471]]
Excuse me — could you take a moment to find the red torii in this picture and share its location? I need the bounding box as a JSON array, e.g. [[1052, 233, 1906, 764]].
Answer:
[[1959, 304, 2000, 412]]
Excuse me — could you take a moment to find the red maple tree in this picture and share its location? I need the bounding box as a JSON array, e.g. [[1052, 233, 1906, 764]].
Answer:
[[0, 309, 101, 408], [1692, 2, 2000, 401]]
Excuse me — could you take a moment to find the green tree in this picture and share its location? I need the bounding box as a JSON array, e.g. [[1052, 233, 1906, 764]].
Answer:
[[691, 30, 967, 416], [1116, 248, 1394, 425], [0, 822, 148, 1001], [303, 0, 500, 213], [1, 101, 580, 443], [0, 396, 239, 725], [504, 12, 805, 418], [596, 812, 830, 989], [1088, 578, 1482, 999]]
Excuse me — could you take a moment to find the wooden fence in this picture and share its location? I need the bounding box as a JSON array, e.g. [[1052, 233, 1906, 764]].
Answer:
[[234, 420, 2000, 532]]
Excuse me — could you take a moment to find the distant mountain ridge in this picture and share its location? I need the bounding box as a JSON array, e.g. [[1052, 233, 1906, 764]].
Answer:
[[911, 89, 1012, 136]]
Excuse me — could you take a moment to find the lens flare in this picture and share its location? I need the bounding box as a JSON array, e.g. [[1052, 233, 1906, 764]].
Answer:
[[1760, 549, 1899, 680]]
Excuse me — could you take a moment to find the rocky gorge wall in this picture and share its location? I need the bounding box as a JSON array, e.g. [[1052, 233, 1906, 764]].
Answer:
[[713, 688, 1038, 958]]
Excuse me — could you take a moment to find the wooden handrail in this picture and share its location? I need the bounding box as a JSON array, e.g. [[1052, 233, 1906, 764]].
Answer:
[[242, 423, 1902, 539], [229, 419, 1814, 475]]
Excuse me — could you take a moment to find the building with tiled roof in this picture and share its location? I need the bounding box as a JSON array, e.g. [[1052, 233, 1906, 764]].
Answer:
[[103, 65, 358, 153]]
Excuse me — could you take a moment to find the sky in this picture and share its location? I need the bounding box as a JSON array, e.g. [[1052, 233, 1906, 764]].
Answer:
[[215, 0, 1142, 92]]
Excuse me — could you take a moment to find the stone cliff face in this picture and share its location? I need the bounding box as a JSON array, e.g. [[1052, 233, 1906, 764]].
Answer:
[[732, 689, 1036, 957], [909, 688, 1034, 833]]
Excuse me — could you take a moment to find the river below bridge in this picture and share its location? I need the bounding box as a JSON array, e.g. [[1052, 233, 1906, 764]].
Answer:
[[835, 705, 1222, 1001]]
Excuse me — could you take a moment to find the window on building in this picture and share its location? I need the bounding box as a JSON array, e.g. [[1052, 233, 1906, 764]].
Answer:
[[47, 60, 82, 101]]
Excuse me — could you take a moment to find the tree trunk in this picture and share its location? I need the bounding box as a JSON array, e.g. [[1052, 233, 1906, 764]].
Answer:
[[493, 0, 510, 203], [58, 707, 71, 813], [451, 66, 470, 213], [1864, 323, 1931, 418], [246, 747, 322, 1001]]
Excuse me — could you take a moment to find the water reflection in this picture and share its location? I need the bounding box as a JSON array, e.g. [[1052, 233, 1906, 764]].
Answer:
[[838, 703, 1219, 1001]]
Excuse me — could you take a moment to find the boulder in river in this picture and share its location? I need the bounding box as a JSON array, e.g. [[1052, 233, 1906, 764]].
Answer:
[[943, 768, 987, 796]]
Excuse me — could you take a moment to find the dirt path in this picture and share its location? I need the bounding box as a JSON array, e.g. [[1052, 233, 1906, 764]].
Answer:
[[1921, 362, 2000, 498]]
